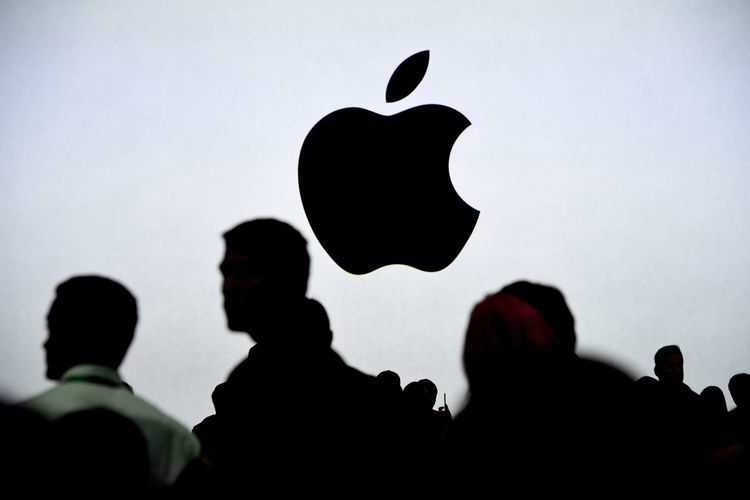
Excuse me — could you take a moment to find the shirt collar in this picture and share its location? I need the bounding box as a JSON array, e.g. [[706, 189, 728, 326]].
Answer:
[[60, 364, 128, 388]]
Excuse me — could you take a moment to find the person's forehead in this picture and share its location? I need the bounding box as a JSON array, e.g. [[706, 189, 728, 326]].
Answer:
[[46, 298, 58, 318], [220, 249, 267, 276], [222, 249, 254, 263], [664, 353, 683, 364]]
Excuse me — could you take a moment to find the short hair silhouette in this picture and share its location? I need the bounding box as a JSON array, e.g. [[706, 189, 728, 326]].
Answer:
[[222, 219, 310, 297], [418, 379, 438, 408], [501, 280, 576, 352], [654, 345, 682, 367], [403, 381, 430, 411], [376, 370, 402, 391], [45, 276, 137, 379], [462, 292, 559, 391], [199, 219, 388, 491], [453, 285, 637, 492], [653, 345, 684, 386], [700, 385, 728, 415], [729, 373, 750, 408]]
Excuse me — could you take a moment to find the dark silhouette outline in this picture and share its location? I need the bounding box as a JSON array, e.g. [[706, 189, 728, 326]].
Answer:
[[700, 385, 728, 417], [448, 281, 636, 493], [21, 275, 199, 487], [632, 345, 703, 488], [717, 372, 750, 480], [189, 219, 388, 493]]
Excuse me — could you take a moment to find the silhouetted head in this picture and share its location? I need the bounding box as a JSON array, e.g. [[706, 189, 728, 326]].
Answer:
[[376, 370, 402, 391], [220, 219, 310, 341], [44, 276, 137, 380], [636, 375, 659, 387], [418, 379, 438, 408], [728, 373, 750, 408], [463, 291, 560, 393], [699, 386, 728, 416], [653, 345, 684, 386], [403, 381, 431, 412], [375, 370, 402, 406], [501, 280, 576, 353]]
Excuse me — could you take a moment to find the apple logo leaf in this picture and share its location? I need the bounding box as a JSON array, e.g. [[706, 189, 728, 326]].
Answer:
[[385, 50, 430, 103]]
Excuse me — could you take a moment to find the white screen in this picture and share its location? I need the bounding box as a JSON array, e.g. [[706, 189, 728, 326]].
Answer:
[[2, 0, 749, 427]]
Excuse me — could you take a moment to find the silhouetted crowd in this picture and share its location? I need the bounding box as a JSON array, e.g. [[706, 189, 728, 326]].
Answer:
[[3, 218, 748, 495]]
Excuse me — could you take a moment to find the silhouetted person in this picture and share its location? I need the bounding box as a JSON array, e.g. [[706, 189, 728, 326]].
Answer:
[[635, 374, 660, 393], [653, 345, 701, 411], [21, 276, 199, 487], [700, 386, 728, 419], [373, 369, 403, 439], [418, 378, 452, 440], [633, 345, 702, 485], [402, 380, 434, 439], [192, 219, 382, 492], [419, 379, 438, 409], [376, 370, 402, 395], [718, 372, 750, 479], [654, 345, 691, 389], [447, 282, 635, 494], [697, 385, 730, 474], [389, 379, 449, 491]]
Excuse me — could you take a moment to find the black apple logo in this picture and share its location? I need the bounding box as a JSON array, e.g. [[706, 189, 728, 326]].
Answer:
[[298, 50, 479, 275]]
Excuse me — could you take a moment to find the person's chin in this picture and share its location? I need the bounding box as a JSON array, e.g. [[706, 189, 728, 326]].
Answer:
[[45, 366, 63, 381], [226, 317, 249, 333]]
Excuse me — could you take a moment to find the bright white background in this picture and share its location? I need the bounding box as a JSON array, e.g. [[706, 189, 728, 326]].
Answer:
[[2, 1, 749, 428]]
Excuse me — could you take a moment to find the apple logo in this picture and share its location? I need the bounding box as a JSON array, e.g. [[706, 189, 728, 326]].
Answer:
[[298, 50, 479, 275]]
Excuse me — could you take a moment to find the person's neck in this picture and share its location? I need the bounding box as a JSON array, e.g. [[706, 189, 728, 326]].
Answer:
[[249, 297, 332, 348]]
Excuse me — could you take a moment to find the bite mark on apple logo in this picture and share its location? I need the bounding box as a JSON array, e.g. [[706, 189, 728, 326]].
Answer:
[[298, 50, 479, 275]]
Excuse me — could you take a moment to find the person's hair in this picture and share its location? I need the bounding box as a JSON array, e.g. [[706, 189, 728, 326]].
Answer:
[[699, 386, 728, 415], [463, 292, 560, 393], [654, 345, 682, 368], [51, 275, 137, 366], [419, 379, 438, 408], [403, 381, 430, 410], [223, 219, 310, 297], [501, 281, 576, 353], [728, 372, 750, 408], [376, 370, 402, 390]]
